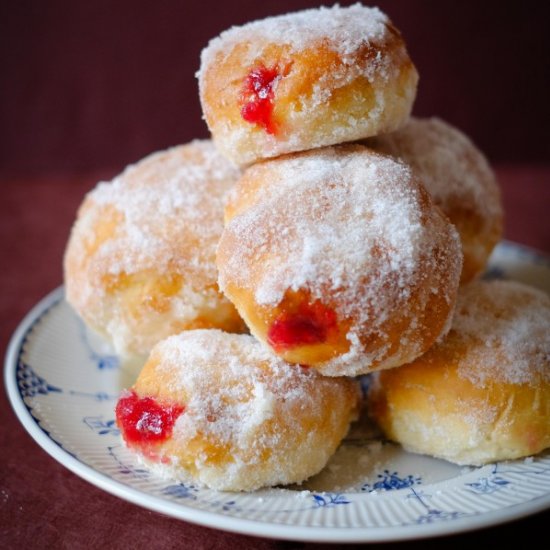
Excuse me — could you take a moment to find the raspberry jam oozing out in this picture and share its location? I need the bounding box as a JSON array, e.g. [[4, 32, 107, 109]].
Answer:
[[267, 301, 338, 352], [240, 65, 281, 135], [115, 390, 184, 447]]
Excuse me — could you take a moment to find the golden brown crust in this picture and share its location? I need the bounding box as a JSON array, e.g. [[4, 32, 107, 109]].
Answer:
[[217, 145, 462, 376], [368, 280, 550, 465], [198, 5, 418, 165], [126, 330, 360, 491], [64, 140, 245, 358]]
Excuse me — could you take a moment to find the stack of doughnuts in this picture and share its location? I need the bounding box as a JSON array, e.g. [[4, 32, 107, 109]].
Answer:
[[63, 4, 548, 492]]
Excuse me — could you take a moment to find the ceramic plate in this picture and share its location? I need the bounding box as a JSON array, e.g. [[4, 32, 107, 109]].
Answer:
[[5, 241, 550, 543]]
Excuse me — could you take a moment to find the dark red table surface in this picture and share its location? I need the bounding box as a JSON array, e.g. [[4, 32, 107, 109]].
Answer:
[[1, 165, 549, 548]]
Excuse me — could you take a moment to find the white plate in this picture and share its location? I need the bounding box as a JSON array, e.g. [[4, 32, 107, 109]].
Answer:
[[5, 241, 550, 543]]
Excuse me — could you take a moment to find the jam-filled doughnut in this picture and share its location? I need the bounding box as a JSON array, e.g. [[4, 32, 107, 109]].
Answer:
[[198, 4, 418, 166], [366, 117, 503, 283], [217, 144, 463, 377], [115, 330, 360, 491], [64, 140, 245, 359], [368, 280, 550, 465]]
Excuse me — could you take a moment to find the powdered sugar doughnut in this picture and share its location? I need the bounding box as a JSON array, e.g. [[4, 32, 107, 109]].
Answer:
[[368, 280, 550, 465], [366, 117, 503, 282], [64, 140, 245, 359], [115, 330, 360, 491], [217, 144, 463, 377], [198, 4, 418, 166]]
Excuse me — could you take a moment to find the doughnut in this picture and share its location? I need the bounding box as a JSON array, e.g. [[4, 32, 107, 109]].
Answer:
[[217, 144, 463, 377], [366, 117, 503, 283], [115, 330, 360, 491], [367, 279, 550, 465], [63, 140, 246, 359], [198, 4, 418, 166]]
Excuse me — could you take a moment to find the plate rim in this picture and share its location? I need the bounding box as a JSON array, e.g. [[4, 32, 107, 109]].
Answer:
[[5, 241, 550, 543]]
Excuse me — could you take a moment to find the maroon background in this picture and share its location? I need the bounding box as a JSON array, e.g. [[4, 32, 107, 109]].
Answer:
[[1, 1, 549, 548], [1, 0, 550, 177]]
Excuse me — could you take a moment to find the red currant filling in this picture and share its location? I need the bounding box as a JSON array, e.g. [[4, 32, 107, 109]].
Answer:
[[267, 301, 338, 351], [240, 65, 280, 134], [115, 390, 184, 446]]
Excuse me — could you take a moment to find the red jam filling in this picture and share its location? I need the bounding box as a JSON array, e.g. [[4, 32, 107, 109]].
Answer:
[[115, 390, 184, 447], [240, 65, 280, 134], [267, 301, 338, 351]]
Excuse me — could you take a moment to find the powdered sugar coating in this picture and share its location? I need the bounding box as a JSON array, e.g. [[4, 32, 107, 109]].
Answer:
[[453, 279, 550, 386], [198, 4, 418, 165], [83, 141, 239, 278], [217, 145, 463, 376], [367, 117, 503, 282], [64, 140, 244, 357], [199, 4, 389, 76], [368, 279, 550, 465], [129, 330, 360, 491]]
